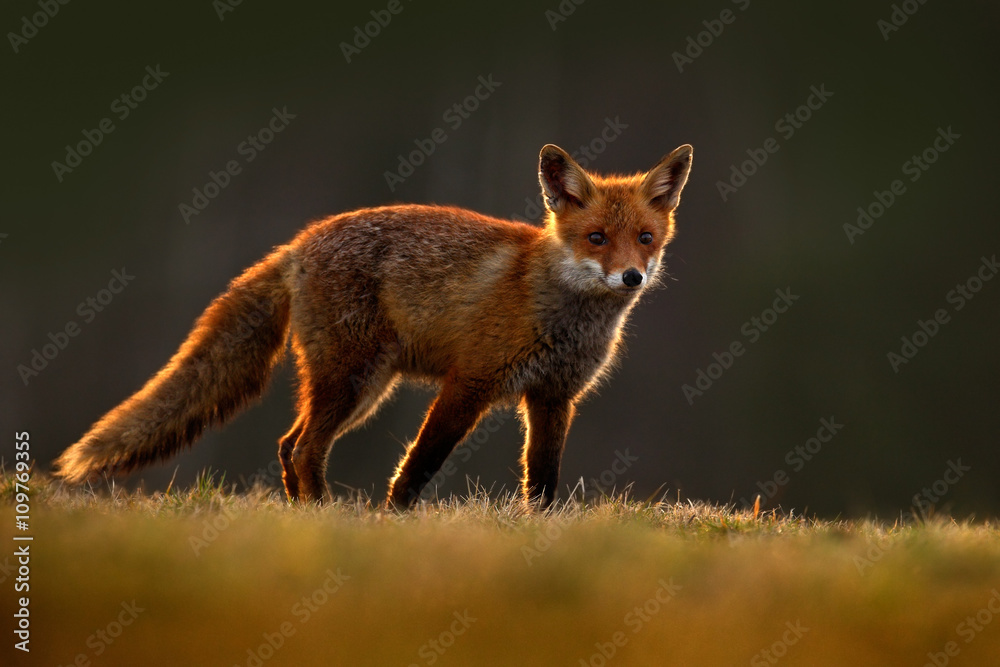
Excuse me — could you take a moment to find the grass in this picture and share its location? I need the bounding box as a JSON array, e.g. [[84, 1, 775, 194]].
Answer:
[[3, 471, 1000, 666]]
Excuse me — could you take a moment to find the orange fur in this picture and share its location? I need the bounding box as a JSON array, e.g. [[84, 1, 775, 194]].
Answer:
[[54, 144, 693, 507]]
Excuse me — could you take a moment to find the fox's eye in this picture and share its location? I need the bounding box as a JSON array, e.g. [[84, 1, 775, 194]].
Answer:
[[588, 232, 607, 246], [638, 232, 653, 245]]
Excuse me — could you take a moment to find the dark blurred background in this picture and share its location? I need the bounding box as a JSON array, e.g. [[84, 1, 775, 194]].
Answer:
[[4, 0, 998, 518]]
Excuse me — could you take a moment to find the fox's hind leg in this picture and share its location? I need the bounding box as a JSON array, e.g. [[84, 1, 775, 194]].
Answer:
[[289, 383, 350, 503], [278, 415, 305, 500], [287, 345, 399, 503]]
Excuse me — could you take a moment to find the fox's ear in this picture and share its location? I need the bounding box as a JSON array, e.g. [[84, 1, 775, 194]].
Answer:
[[643, 144, 693, 211], [539, 144, 595, 213]]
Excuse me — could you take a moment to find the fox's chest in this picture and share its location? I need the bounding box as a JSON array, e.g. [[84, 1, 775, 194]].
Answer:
[[505, 297, 630, 399]]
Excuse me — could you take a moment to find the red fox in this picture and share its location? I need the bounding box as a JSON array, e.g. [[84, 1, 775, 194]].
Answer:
[[55, 143, 693, 507]]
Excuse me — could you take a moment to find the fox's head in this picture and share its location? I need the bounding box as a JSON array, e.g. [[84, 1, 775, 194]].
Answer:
[[539, 143, 692, 297]]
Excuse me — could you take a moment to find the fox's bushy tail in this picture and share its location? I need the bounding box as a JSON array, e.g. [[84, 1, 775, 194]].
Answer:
[[55, 247, 294, 483]]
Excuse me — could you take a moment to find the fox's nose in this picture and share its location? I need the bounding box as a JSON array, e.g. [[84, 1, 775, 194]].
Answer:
[[622, 268, 643, 288]]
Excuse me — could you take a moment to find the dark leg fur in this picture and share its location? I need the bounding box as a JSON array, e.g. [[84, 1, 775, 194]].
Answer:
[[520, 393, 575, 508], [279, 415, 304, 500], [284, 340, 399, 503], [386, 381, 490, 507]]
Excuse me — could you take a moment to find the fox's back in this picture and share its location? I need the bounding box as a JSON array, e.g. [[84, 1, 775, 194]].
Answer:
[[296, 204, 536, 284], [290, 206, 543, 376]]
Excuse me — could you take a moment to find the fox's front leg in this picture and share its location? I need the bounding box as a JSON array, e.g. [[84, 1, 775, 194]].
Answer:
[[387, 381, 489, 507], [520, 392, 575, 508]]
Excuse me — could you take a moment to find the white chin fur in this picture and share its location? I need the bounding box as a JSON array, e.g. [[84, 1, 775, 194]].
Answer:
[[557, 255, 604, 290]]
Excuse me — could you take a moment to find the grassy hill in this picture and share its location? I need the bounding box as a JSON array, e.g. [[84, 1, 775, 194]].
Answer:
[[3, 472, 999, 666]]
